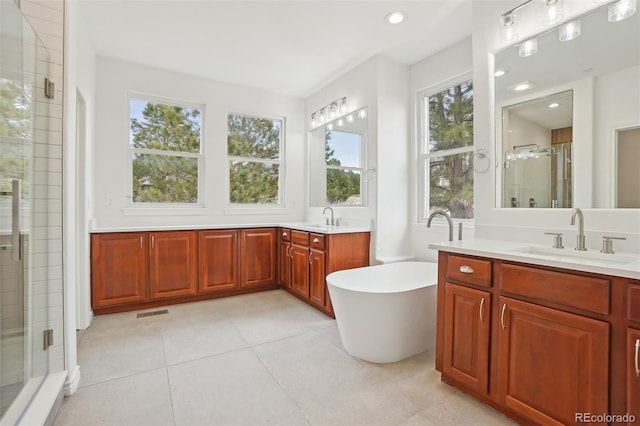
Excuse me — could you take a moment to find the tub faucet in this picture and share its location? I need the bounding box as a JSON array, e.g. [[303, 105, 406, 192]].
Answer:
[[427, 210, 453, 242], [570, 207, 587, 251], [323, 206, 335, 226]]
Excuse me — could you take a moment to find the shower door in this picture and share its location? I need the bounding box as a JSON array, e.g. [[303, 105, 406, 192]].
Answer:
[[0, 1, 51, 423]]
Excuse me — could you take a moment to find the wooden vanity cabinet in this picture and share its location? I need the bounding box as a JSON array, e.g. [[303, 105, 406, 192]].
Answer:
[[443, 283, 491, 394], [198, 230, 239, 293], [91, 232, 147, 308], [436, 251, 623, 426], [148, 231, 197, 300], [239, 228, 277, 288], [497, 296, 609, 425], [283, 230, 370, 316]]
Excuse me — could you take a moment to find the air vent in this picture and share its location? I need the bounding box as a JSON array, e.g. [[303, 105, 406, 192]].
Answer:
[[136, 309, 168, 318]]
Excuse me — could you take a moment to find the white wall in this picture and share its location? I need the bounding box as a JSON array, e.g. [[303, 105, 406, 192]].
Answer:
[[409, 38, 473, 261], [303, 56, 412, 263], [91, 57, 306, 230], [472, 1, 640, 253], [593, 65, 640, 207]]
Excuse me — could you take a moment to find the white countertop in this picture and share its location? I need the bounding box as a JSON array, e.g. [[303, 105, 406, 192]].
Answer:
[[91, 222, 371, 235], [429, 238, 640, 280]]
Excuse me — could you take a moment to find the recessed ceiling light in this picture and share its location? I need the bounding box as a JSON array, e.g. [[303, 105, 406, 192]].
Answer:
[[494, 69, 507, 77], [548, 102, 560, 108], [508, 81, 536, 92], [385, 11, 406, 25]]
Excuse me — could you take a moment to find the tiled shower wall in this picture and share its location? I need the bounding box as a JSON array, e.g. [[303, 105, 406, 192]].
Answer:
[[19, 0, 65, 374]]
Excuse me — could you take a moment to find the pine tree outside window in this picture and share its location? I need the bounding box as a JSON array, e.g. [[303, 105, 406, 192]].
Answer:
[[227, 113, 283, 205], [129, 97, 203, 205], [419, 77, 474, 221]]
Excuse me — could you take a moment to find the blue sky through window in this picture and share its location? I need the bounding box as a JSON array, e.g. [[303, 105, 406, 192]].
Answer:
[[327, 130, 360, 167]]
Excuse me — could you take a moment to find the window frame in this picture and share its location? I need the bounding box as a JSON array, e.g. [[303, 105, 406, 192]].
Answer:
[[126, 94, 205, 209], [417, 73, 474, 223], [225, 111, 285, 208]]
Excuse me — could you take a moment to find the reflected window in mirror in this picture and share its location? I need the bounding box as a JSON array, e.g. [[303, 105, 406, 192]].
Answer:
[[309, 108, 367, 207], [419, 77, 474, 220]]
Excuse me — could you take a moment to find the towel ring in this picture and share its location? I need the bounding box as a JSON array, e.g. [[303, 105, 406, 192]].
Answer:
[[473, 149, 491, 174]]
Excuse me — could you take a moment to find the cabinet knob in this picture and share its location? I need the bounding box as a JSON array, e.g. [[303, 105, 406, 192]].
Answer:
[[282, 232, 288, 237], [459, 265, 474, 274], [313, 238, 320, 243]]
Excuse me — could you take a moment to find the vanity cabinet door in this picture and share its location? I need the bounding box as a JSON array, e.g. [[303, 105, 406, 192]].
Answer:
[[198, 230, 238, 293], [91, 232, 148, 308], [239, 228, 277, 287], [497, 297, 609, 426], [628, 328, 640, 425], [149, 231, 197, 299], [309, 249, 326, 308], [279, 240, 292, 288], [290, 244, 309, 298], [443, 283, 491, 394]]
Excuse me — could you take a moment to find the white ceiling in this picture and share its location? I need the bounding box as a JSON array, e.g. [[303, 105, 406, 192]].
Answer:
[[75, 0, 472, 98]]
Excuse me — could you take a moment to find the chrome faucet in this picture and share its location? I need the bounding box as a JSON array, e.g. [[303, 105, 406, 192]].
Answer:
[[427, 210, 453, 242], [323, 206, 335, 226], [570, 207, 587, 251]]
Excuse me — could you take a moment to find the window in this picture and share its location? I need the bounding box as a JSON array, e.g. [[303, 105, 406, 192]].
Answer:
[[325, 127, 363, 205], [227, 113, 283, 204], [419, 78, 474, 220], [129, 98, 203, 205]]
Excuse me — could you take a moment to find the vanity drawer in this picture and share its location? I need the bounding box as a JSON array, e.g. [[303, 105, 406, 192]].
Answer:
[[628, 284, 640, 322], [280, 228, 291, 242], [310, 233, 325, 250], [499, 264, 610, 315], [446, 255, 492, 287], [291, 230, 309, 246]]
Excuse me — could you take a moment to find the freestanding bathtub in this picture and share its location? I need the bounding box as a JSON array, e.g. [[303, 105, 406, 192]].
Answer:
[[326, 261, 438, 363]]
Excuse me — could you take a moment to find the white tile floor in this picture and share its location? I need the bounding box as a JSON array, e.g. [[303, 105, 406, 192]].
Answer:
[[54, 290, 516, 426]]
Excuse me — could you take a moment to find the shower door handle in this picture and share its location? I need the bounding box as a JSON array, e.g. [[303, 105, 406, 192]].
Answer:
[[11, 180, 21, 261]]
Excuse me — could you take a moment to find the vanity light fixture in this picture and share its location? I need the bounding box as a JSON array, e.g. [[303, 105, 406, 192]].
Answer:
[[500, 12, 520, 43], [558, 20, 581, 41], [385, 11, 407, 25], [608, 0, 636, 22], [542, 0, 564, 26], [519, 38, 538, 57], [310, 97, 349, 129]]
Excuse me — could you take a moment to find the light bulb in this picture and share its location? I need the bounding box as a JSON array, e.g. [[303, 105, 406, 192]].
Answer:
[[559, 20, 581, 41], [519, 39, 538, 57], [501, 13, 519, 43], [542, 0, 564, 26]]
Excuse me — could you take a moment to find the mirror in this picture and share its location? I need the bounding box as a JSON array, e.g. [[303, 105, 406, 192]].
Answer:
[[494, 2, 639, 208], [501, 90, 573, 209], [309, 108, 368, 207]]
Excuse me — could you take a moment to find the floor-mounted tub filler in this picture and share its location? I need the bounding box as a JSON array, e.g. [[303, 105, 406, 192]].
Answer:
[[327, 261, 438, 363]]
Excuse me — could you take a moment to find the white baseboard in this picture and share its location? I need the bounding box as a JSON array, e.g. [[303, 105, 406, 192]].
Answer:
[[64, 365, 81, 396]]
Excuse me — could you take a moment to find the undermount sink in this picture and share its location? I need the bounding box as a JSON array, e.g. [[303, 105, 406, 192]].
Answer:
[[511, 246, 637, 265]]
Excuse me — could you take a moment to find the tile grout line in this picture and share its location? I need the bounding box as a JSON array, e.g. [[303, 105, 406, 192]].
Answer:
[[158, 317, 178, 426]]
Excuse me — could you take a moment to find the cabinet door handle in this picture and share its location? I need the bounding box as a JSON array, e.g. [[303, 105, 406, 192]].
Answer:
[[480, 298, 485, 323], [313, 238, 320, 243], [501, 304, 507, 330], [140, 236, 143, 249], [309, 252, 313, 264], [635, 339, 640, 377], [151, 235, 155, 249], [285, 245, 290, 257], [459, 265, 474, 274]]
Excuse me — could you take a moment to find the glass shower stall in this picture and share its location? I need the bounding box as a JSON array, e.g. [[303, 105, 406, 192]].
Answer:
[[1, 1, 53, 422]]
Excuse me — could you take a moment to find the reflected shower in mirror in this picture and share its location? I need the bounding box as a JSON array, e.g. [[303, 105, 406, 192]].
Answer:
[[501, 91, 573, 209], [309, 108, 368, 207]]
